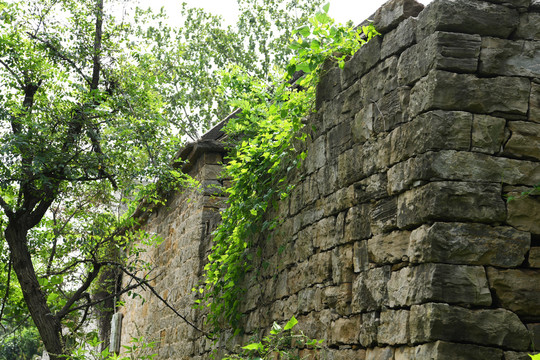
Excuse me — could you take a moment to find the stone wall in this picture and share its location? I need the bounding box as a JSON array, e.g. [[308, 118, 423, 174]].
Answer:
[[119, 0, 540, 358]]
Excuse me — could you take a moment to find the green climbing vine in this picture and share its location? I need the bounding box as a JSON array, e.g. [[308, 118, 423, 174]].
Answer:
[[197, 4, 379, 333]]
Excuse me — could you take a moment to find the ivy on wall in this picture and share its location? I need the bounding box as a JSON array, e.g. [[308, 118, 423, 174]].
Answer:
[[196, 4, 379, 334]]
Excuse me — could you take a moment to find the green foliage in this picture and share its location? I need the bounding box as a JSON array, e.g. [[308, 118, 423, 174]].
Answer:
[[0, 327, 41, 360], [224, 316, 324, 360], [69, 335, 157, 360], [530, 355, 540, 360], [198, 4, 379, 333]]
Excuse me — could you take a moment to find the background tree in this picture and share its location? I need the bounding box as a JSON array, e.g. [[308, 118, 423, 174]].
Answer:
[[0, 0, 324, 358]]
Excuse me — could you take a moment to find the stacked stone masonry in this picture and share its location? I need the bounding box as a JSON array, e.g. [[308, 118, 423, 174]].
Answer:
[[119, 0, 540, 359]]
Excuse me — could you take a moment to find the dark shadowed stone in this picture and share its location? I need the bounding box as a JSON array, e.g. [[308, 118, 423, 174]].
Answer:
[[533, 0, 540, 10], [416, 0, 519, 41], [361, 56, 399, 106], [515, 13, 540, 40], [342, 37, 382, 90], [408, 222, 530, 267], [353, 240, 369, 273], [532, 82, 540, 124], [316, 67, 342, 109], [527, 323, 540, 351], [368, 230, 410, 264], [370, 0, 424, 34], [387, 264, 492, 307], [387, 151, 540, 195], [487, 267, 540, 317], [380, 17, 417, 59], [345, 205, 372, 242], [504, 121, 540, 160], [398, 31, 481, 86], [397, 181, 506, 229], [483, 0, 531, 7], [506, 187, 540, 234], [480, 38, 540, 77], [326, 120, 352, 158], [389, 111, 472, 165], [410, 303, 530, 350], [352, 266, 391, 312], [394, 341, 504, 360], [409, 70, 530, 117], [530, 248, 540, 268], [355, 172, 389, 203], [505, 352, 535, 360]]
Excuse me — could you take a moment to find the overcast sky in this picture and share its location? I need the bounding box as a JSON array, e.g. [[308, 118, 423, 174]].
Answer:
[[136, 0, 434, 27]]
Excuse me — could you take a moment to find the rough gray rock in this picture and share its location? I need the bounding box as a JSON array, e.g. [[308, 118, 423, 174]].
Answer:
[[487, 267, 540, 317], [480, 38, 540, 78]]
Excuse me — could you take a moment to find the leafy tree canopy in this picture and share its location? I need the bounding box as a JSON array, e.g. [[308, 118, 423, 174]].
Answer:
[[0, 0, 324, 358]]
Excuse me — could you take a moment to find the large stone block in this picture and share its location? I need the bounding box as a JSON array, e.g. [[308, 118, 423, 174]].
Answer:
[[360, 56, 399, 106], [342, 37, 382, 89], [410, 303, 530, 350], [389, 111, 472, 165], [504, 121, 540, 160], [408, 222, 530, 267], [397, 181, 506, 229], [378, 309, 410, 345], [359, 312, 379, 347], [398, 31, 481, 86], [532, 82, 540, 124], [480, 38, 540, 78], [505, 352, 535, 360], [345, 205, 372, 242], [530, 248, 540, 268], [365, 347, 395, 360], [416, 0, 519, 41], [316, 66, 342, 109], [409, 70, 530, 118], [370, 0, 424, 34], [372, 86, 411, 133], [380, 17, 417, 59], [368, 230, 410, 264], [355, 172, 389, 203], [370, 197, 398, 235], [387, 151, 540, 195], [506, 188, 540, 234], [472, 114, 506, 154], [487, 267, 540, 317], [328, 315, 362, 345], [387, 263, 492, 307], [394, 341, 504, 360], [351, 266, 391, 312], [516, 12, 540, 40]]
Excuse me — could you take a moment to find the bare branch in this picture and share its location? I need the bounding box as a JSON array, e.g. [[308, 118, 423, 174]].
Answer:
[[56, 262, 101, 319], [0, 59, 24, 87]]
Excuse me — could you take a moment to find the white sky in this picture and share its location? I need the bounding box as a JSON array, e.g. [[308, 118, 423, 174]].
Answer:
[[137, 0, 434, 27]]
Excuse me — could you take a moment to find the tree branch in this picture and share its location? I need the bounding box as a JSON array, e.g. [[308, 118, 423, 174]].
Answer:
[[0, 59, 23, 87], [56, 262, 101, 320], [0, 195, 14, 219], [0, 258, 12, 330]]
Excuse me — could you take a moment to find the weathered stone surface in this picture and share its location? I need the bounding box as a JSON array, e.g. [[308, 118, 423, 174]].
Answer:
[[532, 82, 540, 124], [372, 86, 411, 133], [325, 349, 367, 360], [409, 70, 530, 117], [408, 222, 530, 267], [487, 267, 540, 317], [365, 347, 395, 360], [342, 37, 382, 89], [506, 189, 540, 234], [530, 248, 540, 268], [367, 231, 410, 264], [332, 245, 354, 284], [370, 197, 397, 235], [380, 17, 417, 59], [361, 56, 399, 106], [516, 13, 540, 40], [353, 240, 369, 273], [355, 172, 388, 203], [352, 104, 376, 144], [328, 315, 362, 345], [387, 264, 492, 307], [345, 205, 372, 242], [410, 303, 530, 350], [323, 283, 352, 316], [483, 0, 530, 7], [370, 0, 424, 34], [305, 135, 326, 175], [504, 351, 535, 360], [389, 111, 472, 164], [527, 323, 540, 351], [387, 151, 540, 194], [397, 181, 506, 229], [472, 114, 506, 154], [352, 266, 391, 312], [359, 312, 379, 347], [504, 121, 540, 160], [533, 0, 540, 10], [480, 38, 540, 77], [394, 341, 504, 360], [398, 31, 481, 86], [316, 66, 342, 109], [416, 0, 519, 41], [378, 309, 410, 345]]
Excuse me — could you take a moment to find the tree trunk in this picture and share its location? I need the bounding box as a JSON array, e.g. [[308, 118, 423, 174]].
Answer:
[[4, 222, 65, 359]]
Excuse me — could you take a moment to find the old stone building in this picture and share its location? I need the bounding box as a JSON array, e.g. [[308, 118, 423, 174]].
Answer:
[[119, 0, 540, 358]]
